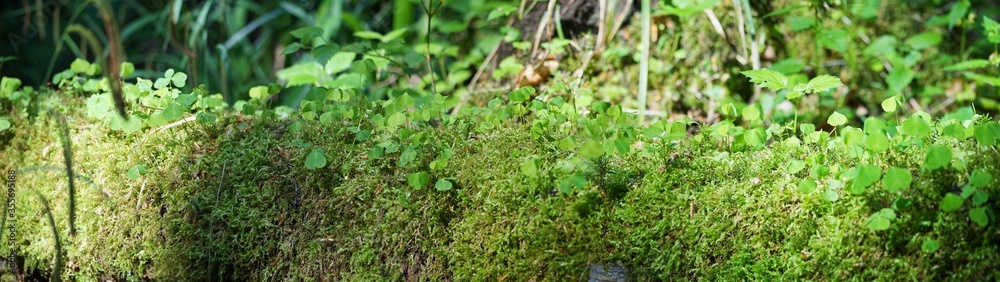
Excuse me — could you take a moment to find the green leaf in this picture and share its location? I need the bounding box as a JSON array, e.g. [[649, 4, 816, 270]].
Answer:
[[943, 59, 990, 71], [290, 26, 324, 40], [800, 123, 815, 136], [852, 164, 883, 194], [787, 16, 815, 31], [843, 127, 863, 146], [70, 59, 90, 74], [435, 179, 453, 191], [798, 180, 817, 194], [352, 58, 376, 74], [558, 137, 576, 151], [940, 193, 963, 212], [126, 165, 148, 180], [770, 58, 805, 74], [397, 146, 417, 167], [972, 190, 989, 206], [865, 132, 890, 153], [196, 111, 217, 123], [521, 159, 539, 177], [387, 112, 406, 129], [786, 160, 806, 174], [161, 103, 186, 121], [961, 72, 1000, 86], [120, 62, 135, 77], [863, 35, 897, 57], [974, 123, 997, 145], [816, 28, 849, 53], [277, 62, 325, 86], [946, 0, 970, 29], [865, 214, 891, 231], [570, 173, 588, 188], [0, 119, 9, 132], [580, 139, 604, 159], [354, 30, 384, 40], [171, 72, 187, 88], [880, 208, 897, 220], [312, 43, 340, 65], [407, 172, 430, 190], [906, 32, 942, 50], [803, 75, 842, 94], [154, 78, 170, 89], [741, 69, 788, 90], [744, 128, 765, 147], [824, 189, 840, 202], [902, 115, 931, 138], [305, 148, 327, 169], [248, 85, 270, 100], [282, 42, 302, 55], [827, 111, 847, 127], [924, 146, 952, 171], [971, 169, 994, 188], [326, 52, 357, 74], [921, 239, 940, 253], [742, 105, 760, 121], [893, 197, 912, 210], [883, 167, 912, 193], [881, 96, 898, 112], [943, 123, 967, 139], [984, 16, 1000, 44], [970, 207, 988, 227], [887, 68, 915, 94]]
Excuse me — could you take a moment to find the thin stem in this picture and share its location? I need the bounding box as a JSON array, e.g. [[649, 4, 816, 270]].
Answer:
[[638, 0, 650, 125], [421, 0, 444, 96]]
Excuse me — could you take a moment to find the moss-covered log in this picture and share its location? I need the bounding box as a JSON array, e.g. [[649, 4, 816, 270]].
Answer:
[[1, 93, 999, 281]]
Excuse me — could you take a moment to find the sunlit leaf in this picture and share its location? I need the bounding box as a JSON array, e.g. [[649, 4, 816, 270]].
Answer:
[[798, 180, 817, 193], [827, 111, 847, 126], [943, 59, 990, 71], [883, 167, 912, 193], [804, 75, 842, 94], [906, 32, 942, 50], [902, 115, 931, 138], [290, 26, 324, 40], [881, 96, 897, 112], [924, 146, 952, 170], [940, 193, 963, 212], [741, 69, 788, 90], [816, 28, 849, 53]]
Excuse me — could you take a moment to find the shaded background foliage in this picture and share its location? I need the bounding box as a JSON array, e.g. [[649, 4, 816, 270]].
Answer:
[[2, 0, 1000, 128], [0, 0, 509, 105]]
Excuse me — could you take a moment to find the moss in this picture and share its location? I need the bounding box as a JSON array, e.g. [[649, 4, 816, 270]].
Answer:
[[2, 94, 999, 281]]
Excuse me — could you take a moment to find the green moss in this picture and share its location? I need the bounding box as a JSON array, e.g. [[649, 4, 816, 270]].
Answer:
[[2, 94, 999, 281]]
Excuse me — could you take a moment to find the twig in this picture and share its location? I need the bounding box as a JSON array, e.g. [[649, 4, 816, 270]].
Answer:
[[421, 0, 445, 95], [733, 0, 749, 65], [530, 0, 558, 59], [622, 107, 667, 117], [607, 0, 635, 46], [595, 0, 607, 50], [453, 41, 503, 115], [638, 0, 650, 125], [152, 115, 197, 134], [703, 8, 725, 37]]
